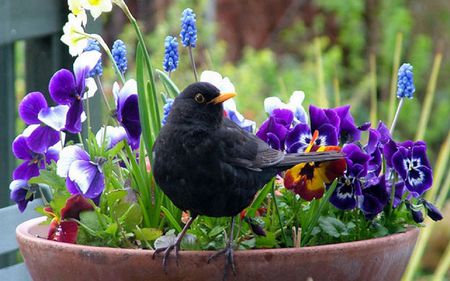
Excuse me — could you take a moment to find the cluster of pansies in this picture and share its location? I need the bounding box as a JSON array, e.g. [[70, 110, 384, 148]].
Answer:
[[9, 1, 442, 249]]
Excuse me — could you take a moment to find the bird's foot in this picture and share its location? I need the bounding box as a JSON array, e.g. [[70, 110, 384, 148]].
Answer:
[[207, 242, 236, 281], [152, 241, 180, 273]]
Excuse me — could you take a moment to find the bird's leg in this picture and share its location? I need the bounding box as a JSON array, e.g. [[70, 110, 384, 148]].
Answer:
[[207, 216, 237, 280], [153, 213, 198, 272]]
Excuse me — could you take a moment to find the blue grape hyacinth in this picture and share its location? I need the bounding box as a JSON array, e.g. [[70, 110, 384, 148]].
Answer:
[[84, 39, 103, 77], [112, 39, 127, 74], [163, 36, 179, 73], [397, 63, 415, 99], [162, 98, 174, 126], [180, 8, 197, 48]]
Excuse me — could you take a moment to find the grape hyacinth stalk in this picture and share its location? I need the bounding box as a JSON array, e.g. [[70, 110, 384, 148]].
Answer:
[[390, 63, 415, 134], [180, 8, 198, 81]]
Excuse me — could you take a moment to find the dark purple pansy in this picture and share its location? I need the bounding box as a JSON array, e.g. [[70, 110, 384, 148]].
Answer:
[[391, 141, 432, 197], [405, 201, 424, 223], [12, 134, 59, 180], [256, 109, 293, 150], [332, 105, 368, 143], [359, 176, 389, 219], [9, 180, 37, 212], [308, 105, 339, 146], [376, 121, 391, 145], [18, 92, 65, 153], [364, 129, 382, 178], [113, 80, 141, 150], [329, 144, 371, 210], [49, 51, 100, 133], [57, 145, 105, 200]]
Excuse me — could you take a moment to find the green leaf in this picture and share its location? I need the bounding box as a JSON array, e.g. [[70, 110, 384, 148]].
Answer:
[[80, 211, 102, 232], [156, 69, 180, 98], [209, 226, 225, 238], [160, 206, 182, 233], [28, 169, 66, 192], [318, 216, 347, 238], [106, 190, 128, 207], [120, 203, 143, 229], [255, 232, 278, 248], [105, 222, 118, 236], [134, 228, 162, 241], [247, 178, 274, 217]]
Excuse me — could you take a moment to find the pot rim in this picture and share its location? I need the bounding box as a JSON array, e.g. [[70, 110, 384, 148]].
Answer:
[[17, 216, 419, 256]]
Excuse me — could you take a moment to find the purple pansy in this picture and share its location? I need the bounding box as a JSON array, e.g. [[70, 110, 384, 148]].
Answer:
[[359, 176, 389, 219], [264, 91, 308, 124], [391, 140, 432, 197], [18, 92, 66, 153], [49, 51, 100, 133], [12, 133, 60, 180], [57, 145, 105, 199], [333, 105, 367, 143], [256, 109, 293, 150], [364, 129, 383, 178], [113, 79, 141, 150], [329, 144, 371, 210], [9, 180, 38, 213], [223, 99, 256, 133], [308, 105, 339, 146], [423, 200, 443, 221]]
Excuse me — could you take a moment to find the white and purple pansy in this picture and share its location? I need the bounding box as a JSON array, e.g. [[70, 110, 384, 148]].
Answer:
[[57, 145, 105, 200], [391, 140, 432, 197], [49, 50, 100, 133], [18, 92, 67, 153], [264, 91, 308, 124], [113, 79, 141, 150]]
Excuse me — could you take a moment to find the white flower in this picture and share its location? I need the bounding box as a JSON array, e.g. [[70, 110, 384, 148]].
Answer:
[[264, 91, 308, 124], [200, 70, 235, 93], [81, 0, 113, 20], [95, 126, 127, 149], [68, 0, 87, 26], [61, 13, 88, 56]]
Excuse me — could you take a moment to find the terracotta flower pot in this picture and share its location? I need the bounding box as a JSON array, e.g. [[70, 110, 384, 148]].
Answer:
[[17, 217, 419, 281]]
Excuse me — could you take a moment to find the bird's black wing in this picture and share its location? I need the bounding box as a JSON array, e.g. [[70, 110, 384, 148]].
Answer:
[[216, 118, 284, 171]]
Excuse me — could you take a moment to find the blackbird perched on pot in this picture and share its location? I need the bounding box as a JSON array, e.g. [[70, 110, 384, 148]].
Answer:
[[152, 82, 343, 277]]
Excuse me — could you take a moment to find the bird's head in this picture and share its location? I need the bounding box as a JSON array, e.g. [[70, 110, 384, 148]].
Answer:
[[169, 82, 237, 126]]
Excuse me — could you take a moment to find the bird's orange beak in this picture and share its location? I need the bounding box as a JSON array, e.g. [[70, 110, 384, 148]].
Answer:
[[209, 92, 237, 104]]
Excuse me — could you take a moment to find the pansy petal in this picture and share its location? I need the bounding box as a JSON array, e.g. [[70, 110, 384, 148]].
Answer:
[[83, 78, 97, 100], [266, 132, 281, 150], [316, 123, 338, 146], [13, 161, 39, 181], [68, 160, 104, 198], [264, 97, 284, 115], [12, 135, 33, 160], [66, 178, 81, 195], [309, 105, 340, 132], [61, 194, 94, 220], [49, 69, 77, 105], [26, 126, 60, 154], [272, 109, 294, 128], [57, 145, 90, 177], [405, 165, 432, 196], [121, 95, 141, 149], [73, 50, 101, 93], [96, 126, 127, 149], [38, 105, 69, 131], [392, 148, 408, 179], [45, 148, 60, 164], [9, 184, 30, 213], [285, 123, 311, 150], [18, 92, 48, 124], [412, 145, 431, 169], [383, 139, 398, 167], [376, 121, 391, 144], [65, 101, 84, 133], [329, 181, 357, 210], [366, 129, 381, 154], [334, 105, 360, 143]]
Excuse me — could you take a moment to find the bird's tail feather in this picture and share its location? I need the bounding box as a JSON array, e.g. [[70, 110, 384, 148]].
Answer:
[[276, 151, 345, 169]]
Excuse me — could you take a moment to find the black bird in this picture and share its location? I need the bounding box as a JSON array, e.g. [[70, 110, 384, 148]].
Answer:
[[152, 82, 343, 276]]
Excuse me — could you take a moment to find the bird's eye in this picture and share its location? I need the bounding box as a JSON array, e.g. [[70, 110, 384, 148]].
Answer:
[[194, 93, 205, 103]]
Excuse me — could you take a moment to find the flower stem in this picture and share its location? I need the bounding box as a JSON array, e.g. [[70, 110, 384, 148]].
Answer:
[[95, 76, 111, 112], [85, 95, 91, 130], [389, 98, 404, 135], [188, 46, 198, 82], [270, 179, 287, 246]]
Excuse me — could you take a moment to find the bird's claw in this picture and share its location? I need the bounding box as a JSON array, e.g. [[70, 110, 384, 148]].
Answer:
[[152, 242, 180, 273], [207, 242, 236, 280]]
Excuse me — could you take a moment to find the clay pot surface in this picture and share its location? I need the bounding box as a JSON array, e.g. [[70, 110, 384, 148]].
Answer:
[[17, 217, 419, 281]]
